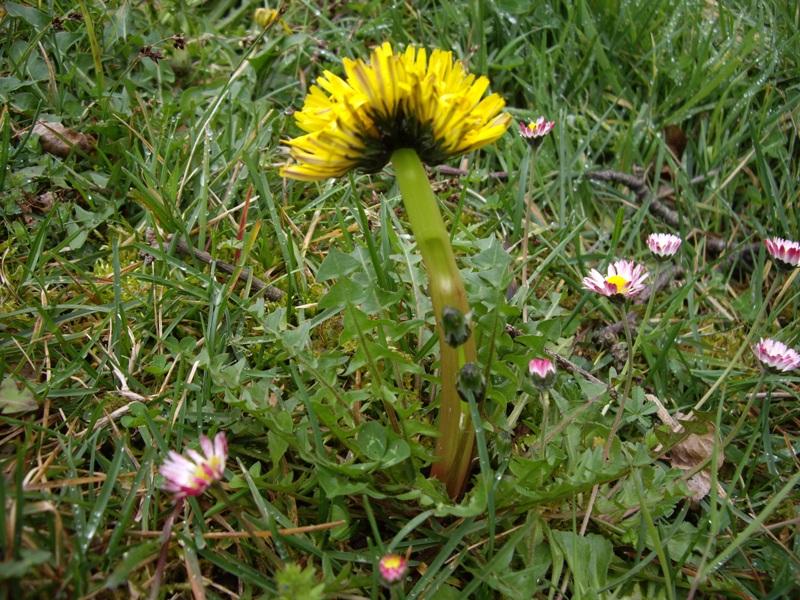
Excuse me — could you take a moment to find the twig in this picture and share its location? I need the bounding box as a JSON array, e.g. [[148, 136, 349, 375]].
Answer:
[[586, 170, 729, 253], [146, 229, 283, 301], [717, 241, 761, 275], [587, 168, 757, 271]]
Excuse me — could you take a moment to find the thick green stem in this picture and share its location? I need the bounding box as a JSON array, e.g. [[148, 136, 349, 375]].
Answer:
[[391, 148, 476, 499]]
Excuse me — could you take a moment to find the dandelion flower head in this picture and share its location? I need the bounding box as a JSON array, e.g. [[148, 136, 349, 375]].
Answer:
[[280, 42, 511, 181], [254, 7, 280, 28]]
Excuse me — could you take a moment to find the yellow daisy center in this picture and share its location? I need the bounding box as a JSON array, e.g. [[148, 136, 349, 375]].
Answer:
[[606, 274, 629, 293], [193, 456, 220, 482], [382, 556, 402, 569]]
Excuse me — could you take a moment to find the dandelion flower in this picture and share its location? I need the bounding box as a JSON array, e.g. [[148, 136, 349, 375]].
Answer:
[[647, 233, 681, 258], [254, 7, 280, 28], [280, 42, 511, 181], [764, 237, 800, 268], [529, 357, 556, 388], [160, 432, 227, 500], [753, 338, 800, 372], [582, 259, 649, 299], [518, 117, 555, 146], [280, 42, 511, 499], [378, 554, 408, 584]]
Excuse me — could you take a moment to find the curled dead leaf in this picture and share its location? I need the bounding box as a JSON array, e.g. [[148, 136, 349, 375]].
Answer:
[[663, 124, 687, 161], [647, 394, 725, 502], [32, 121, 95, 158]]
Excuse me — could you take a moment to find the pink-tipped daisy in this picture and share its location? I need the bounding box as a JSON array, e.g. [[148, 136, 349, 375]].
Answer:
[[378, 553, 408, 584], [764, 237, 800, 268], [753, 338, 800, 372], [647, 233, 682, 258], [582, 259, 649, 299], [519, 117, 555, 146], [159, 432, 228, 500], [529, 357, 557, 388]]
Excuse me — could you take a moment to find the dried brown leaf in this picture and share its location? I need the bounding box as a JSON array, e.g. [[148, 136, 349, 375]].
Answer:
[[647, 394, 725, 501], [686, 471, 712, 502], [32, 121, 94, 158], [663, 124, 688, 161]]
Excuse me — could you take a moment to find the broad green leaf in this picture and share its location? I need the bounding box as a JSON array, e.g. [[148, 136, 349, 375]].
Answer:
[[551, 530, 613, 598], [0, 377, 37, 414], [357, 421, 387, 460], [316, 248, 360, 281]]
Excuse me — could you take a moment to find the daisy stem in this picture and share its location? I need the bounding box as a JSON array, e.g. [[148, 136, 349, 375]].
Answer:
[[391, 148, 476, 499], [539, 390, 549, 458], [618, 262, 662, 384], [604, 302, 635, 459], [149, 498, 184, 600], [521, 146, 535, 323]]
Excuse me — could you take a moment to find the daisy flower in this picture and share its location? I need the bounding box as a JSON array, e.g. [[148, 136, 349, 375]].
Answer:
[[764, 237, 800, 268], [378, 553, 408, 584], [647, 233, 682, 258], [280, 42, 511, 180], [753, 338, 800, 372], [518, 117, 555, 146], [159, 432, 228, 500], [582, 259, 649, 299]]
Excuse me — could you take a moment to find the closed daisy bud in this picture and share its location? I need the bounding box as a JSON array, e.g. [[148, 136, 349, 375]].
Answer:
[[647, 233, 681, 258], [582, 259, 649, 300], [529, 357, 556, 388], [378, 553, 408, 584], [753, 338, 800, 372], [159, 432, 227, 500], [764, 237, 800, 268]]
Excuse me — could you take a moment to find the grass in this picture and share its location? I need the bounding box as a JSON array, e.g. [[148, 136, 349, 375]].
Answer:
[[1, 0, 799, 598]]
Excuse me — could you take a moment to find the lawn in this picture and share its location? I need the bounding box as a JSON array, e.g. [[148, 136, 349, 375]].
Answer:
[[1, 0, 799, 598]]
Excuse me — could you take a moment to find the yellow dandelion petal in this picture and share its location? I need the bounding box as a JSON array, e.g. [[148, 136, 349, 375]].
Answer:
[[254, 8, 280, 29], [281, 42, 511, 180]]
